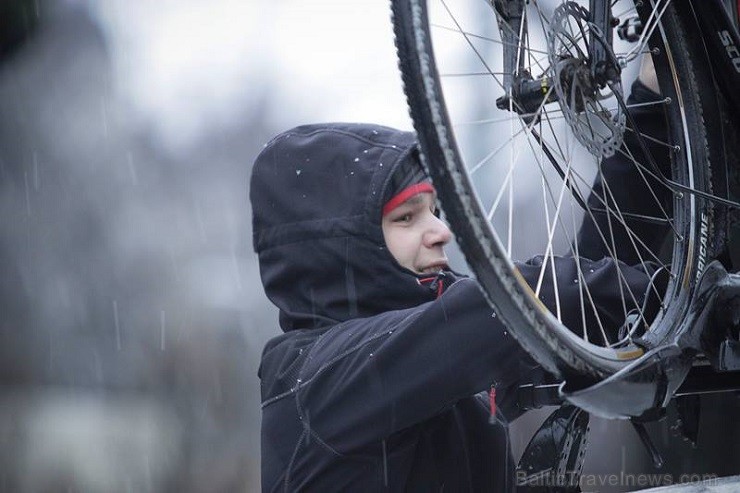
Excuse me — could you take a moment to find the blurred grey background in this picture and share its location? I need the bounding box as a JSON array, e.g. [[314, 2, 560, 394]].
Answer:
[[0, 1, 412, 491], [0, 1, 737, 492]]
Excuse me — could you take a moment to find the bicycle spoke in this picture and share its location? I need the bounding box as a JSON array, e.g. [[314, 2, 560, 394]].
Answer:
[[411, 0, 697, 356], [470, 126, 528, 176], [429, 22, 549, 56], [516, 109, 654, 345], [523, 125, 613, 343], [440, 71, 509, 77], [436, 0, 509, 97]]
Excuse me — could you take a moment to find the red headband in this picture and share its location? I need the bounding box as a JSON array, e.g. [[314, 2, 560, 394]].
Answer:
[[382, 182, 435, 216]]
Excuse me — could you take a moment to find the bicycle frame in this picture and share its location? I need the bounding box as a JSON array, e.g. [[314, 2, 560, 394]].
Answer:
[[691, 0, 740, 115]]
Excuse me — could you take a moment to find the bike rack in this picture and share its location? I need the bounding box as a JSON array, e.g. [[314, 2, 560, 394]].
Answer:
[[553, 261, 740, 421], [516, 261, 740, 469]]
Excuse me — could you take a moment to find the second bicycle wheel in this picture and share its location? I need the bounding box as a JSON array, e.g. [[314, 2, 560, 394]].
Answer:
[[392, 0, 731, 379]]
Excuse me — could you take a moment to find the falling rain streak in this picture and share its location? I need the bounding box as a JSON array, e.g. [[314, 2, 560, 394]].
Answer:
[[232, 246, 243, 291], [113, 299, 121, 350], [32, 151, 39, 190], [160, 310, 166, 351], [24, 171, 31, 216], [101, 97, 109, 139], [127, 151, 138, 186]]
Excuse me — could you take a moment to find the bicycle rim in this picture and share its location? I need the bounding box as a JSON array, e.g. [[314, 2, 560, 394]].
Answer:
[[392, 0, 720, 379]]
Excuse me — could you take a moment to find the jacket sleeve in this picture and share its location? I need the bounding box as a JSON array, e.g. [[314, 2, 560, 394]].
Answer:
[[294, 257, 657, 454], [295, 278, 534, 454]]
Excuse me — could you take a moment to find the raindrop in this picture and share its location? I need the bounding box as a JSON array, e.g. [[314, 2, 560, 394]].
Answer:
[[363, 150, 369, 154], [391, 145, 397, 148], [232, 246, 243, 291], [350, 171, 354, 175], [32, 151, 39, 191], [160, 310, 166, 351], [168, 249, 180, 281], [379, 163, 384, 167], [112, 300, 121, 350], [369, 353, 374, 358], [296, 169, 302, 175], [589, 269, 594, 273], [573, 279, 579, 284], [127, 151, 138, 186], [23, 171, 31, 216], [382, 440, 389, 486], [101, 96, 109, 138], [305, 411, 312, 444], [353, 158, 360, 162], [372, 130, 379, 135]]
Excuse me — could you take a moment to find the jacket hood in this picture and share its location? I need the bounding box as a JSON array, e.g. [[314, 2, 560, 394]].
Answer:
[[250, 123, 439, 332]]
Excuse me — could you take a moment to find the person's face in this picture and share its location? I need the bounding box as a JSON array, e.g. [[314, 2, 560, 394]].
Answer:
[[382, 191, 452, 275]]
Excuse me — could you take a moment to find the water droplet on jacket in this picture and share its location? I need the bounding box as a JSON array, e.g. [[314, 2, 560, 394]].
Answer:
[[296, 169, 301, 175], [372, 130, 379, 135], [369, 353, 374, 358], [379, 163, 383, 167], [363, 149, 369, 153], [354, 157, 360, 162], [574, 279, 579, 284], [350, 171, 354, 175], [589, 269, 594, 273]]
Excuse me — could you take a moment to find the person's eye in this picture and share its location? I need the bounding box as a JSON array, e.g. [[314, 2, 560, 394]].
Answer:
[[394, 213, 413, 223]]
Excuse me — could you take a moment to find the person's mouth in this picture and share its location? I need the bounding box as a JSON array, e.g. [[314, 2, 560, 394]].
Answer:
[[419, 262, 448, 275]]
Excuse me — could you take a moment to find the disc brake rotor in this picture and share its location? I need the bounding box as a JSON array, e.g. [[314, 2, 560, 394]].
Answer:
[[547, 1, 625, 159]]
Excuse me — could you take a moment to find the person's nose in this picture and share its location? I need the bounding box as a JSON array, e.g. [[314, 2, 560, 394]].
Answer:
[[424, 215, 453, 248]]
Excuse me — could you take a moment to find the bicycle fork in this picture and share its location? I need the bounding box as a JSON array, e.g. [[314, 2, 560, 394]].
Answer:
[[492, 0, 623, 118]]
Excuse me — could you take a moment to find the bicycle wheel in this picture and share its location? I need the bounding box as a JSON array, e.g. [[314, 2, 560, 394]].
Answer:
[[392, 0, 731, 379]]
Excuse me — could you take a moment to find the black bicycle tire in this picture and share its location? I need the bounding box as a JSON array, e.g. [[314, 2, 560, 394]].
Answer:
[[391, 0, 729, 379]]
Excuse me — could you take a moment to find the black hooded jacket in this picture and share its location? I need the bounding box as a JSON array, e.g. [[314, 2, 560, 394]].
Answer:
[[251, 123, 659, 492]]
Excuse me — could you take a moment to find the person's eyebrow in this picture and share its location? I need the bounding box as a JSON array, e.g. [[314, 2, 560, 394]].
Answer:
[[403, 190, 437, 207], [402, 195, 426, 206]]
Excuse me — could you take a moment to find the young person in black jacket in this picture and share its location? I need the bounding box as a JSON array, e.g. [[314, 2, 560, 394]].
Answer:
[[250, 121, 662, 492]]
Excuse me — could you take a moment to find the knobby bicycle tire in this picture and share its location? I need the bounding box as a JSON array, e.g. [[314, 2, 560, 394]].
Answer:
[[392, 0, 732, 380]]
